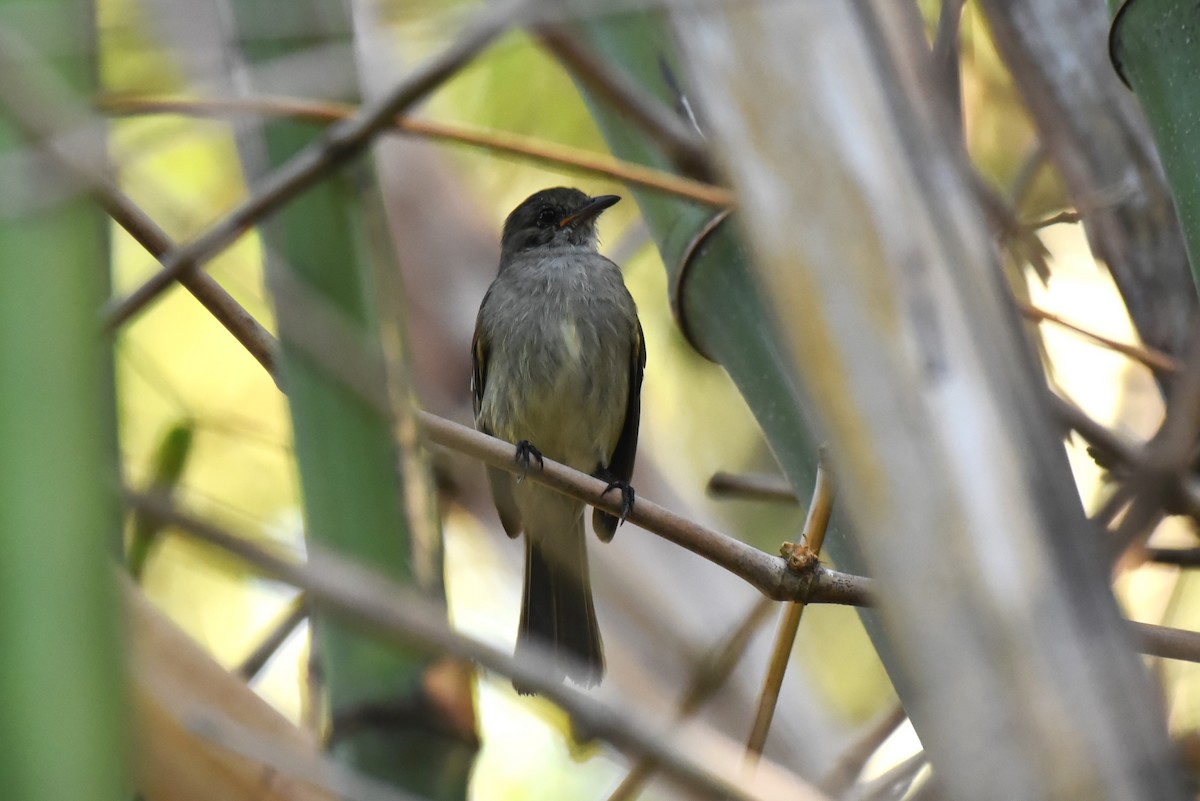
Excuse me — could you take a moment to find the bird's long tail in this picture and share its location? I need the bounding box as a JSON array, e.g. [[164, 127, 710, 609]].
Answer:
[[514, 511, 604, 694]]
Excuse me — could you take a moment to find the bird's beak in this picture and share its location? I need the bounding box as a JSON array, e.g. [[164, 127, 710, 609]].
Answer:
[[559, 194, 620, 228]]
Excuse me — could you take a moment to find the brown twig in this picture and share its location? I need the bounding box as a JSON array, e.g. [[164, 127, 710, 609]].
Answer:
[[392, 416, 1200, 669], [424, 384, 1200, 666], [103, 0, 529, 330], [98, 94, 733, 208], [1050, 393, 1151, 534], [1110, 323, 1200, 557], [1049, 393, 1140, 468], [972, 172, 1052, 284], [1053, 392, 1200, 539], [707, 472, 798, 504], [745, 461, 836, 763], [1017, 300, 1179, 376], [535, 25, 714, 182], [122, 490, 831, 801]]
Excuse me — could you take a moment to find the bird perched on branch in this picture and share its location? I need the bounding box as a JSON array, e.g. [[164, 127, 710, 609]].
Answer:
[[472, 187, 645, 693]]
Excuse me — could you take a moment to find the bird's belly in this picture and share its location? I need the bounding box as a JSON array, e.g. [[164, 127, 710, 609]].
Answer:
[[484, 317, 628, 471]]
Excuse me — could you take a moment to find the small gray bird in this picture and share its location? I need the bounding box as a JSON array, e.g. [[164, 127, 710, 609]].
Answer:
[[472, 187, 644, 693]]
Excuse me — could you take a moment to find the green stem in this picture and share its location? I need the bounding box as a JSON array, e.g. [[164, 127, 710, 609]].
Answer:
[[0, 2, 125, 797]]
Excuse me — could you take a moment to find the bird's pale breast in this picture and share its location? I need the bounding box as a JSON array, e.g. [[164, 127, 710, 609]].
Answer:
[[478, 250, 635, 473]]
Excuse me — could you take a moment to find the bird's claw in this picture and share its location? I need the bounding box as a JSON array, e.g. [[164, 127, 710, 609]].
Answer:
[[514, 440, 544, 483], [602, 479, 636, 525]]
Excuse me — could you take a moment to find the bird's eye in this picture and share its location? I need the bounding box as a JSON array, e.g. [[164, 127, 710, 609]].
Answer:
[[535, 207, 558, 227]]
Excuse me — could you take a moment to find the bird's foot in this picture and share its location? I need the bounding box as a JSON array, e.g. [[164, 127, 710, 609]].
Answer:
[[597, 472, 635, 524], [514, 440, 544, 483]]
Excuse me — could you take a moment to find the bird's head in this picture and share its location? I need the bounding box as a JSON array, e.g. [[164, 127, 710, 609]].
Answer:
[[500, 187, 620, 259]]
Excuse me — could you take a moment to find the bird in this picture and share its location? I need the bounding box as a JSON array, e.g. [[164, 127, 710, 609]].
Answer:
[[471, 187, 644, 694]]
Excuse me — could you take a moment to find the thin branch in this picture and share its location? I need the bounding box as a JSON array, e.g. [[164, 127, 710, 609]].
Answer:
[[707, 472, 798, 504], [818, 703, 908, 797], [1054, 392, 1200, 538], [1139, 322, 1200, 469], [1050, 394, 1156, 533], [93, 176, 277, 374], [103, 0, 530, 330], [854, 752, 928, 801], [745, 597, 806, 758], [745, 461, 836, 762], [235, 595, 309, 682], [1132, 621, 1200, 663], [0, 25, 278, 376], [421, 402, 1200, 665], [1144, 548, 1200, 568], [1050, 393, 1141, 469], [1110, 323, 1200, 556], [1091, 482, 1136, 530], [1026, 209, 1082, 230], [98, 94, 733, 208], [123, 490, 832, 801], [975, 176, 1053, 284], [417, 410, 870, 606], [535, 25, 715, 182], [1017, 300, 1179, 376]]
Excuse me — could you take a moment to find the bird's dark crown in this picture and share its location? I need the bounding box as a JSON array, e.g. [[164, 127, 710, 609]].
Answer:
[[500, 187, 619, 258]]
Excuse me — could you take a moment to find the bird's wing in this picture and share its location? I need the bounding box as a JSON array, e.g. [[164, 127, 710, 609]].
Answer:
[[470, 321, 487, 422], [608, 319, 646, 482], [473, 311, 523, 538], [593, 320, 645, 542]]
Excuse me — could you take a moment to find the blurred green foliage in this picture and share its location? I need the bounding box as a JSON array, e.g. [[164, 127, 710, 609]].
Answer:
[[0, 0, 125, 797]]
